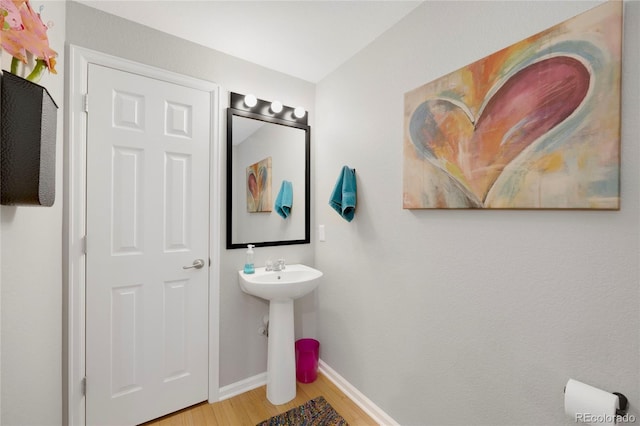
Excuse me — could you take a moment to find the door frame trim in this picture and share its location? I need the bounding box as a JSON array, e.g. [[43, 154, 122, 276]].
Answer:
[[64, 44, 222, 426]]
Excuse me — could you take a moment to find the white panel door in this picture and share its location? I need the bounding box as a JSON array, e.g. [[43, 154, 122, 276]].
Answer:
[[86, 64, 210, 426]]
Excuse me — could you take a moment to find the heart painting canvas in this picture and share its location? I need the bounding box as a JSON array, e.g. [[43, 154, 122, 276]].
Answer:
[[403, 1, 622, 209], [246, 156, 272, 212]]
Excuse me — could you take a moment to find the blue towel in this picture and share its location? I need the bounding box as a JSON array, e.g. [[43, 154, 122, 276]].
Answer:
[[329, 166, 356, 222], [274, 180, 293, 219]]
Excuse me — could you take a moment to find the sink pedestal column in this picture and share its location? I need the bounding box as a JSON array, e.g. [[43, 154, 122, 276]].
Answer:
[[266, 299, 296, 405]]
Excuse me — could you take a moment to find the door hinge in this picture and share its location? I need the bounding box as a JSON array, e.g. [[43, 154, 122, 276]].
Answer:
[[81, 377, 87, 396], [81, 236, 87, 255], [83, 93, 89, 113]]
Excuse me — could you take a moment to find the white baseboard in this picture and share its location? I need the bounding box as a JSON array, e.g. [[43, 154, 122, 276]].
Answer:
[[319, 359, 399, 426], [217, 362, 398, 425], [218, 372, 267, 401]]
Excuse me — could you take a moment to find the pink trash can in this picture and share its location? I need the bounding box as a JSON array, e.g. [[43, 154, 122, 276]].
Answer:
[[295, 338, 319, 383]]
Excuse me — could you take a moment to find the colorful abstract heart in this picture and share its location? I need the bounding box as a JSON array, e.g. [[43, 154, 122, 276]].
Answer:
[[246, 156, 272, 212], [403, 1, 622, 209]]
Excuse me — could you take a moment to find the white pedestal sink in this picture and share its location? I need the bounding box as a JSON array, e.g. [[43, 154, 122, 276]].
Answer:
[[238, 264, 322, 405]]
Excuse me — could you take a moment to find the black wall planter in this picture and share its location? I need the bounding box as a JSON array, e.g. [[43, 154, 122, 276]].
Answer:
[[0, 71, 58, 206]]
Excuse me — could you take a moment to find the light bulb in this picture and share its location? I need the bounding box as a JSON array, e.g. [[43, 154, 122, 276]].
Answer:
[[271, 100, 283, 114], [294, 106, 306, 119], [244, 94, 257, 108]]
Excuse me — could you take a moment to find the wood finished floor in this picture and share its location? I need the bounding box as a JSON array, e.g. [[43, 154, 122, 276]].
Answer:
[[141, 373, 377, 425]]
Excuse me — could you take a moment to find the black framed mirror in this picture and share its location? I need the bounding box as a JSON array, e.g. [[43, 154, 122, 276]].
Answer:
[[226, 93, 310, 249]]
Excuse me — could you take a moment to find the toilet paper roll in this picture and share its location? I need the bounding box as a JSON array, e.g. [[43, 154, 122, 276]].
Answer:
[[564, 379, 619, 426]]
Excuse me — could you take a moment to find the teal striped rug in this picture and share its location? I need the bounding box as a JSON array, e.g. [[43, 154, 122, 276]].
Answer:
[[257, 396, 348, 426]]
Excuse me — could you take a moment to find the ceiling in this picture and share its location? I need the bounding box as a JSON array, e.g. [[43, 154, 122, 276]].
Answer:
[[76, 1, 423, 83]]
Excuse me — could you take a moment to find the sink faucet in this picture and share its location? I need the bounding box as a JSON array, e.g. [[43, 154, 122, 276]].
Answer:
[[273, 258, 286, 271]]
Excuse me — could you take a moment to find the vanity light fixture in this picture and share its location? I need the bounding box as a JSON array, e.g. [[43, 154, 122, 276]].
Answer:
[[244, 94, 258, 108], [270, 100, 283, 114], [229, 92, 308, 126], [294, 106, 306, 119]]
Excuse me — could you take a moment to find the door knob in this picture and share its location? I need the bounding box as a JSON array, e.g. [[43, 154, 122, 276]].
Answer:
[[183, 259, 205, 270]]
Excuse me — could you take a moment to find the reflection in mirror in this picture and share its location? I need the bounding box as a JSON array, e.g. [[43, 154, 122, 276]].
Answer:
[[232, 115, 305, 243], [226, 100, 310, 249]]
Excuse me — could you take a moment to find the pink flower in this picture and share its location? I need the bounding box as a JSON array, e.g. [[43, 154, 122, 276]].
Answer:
[[1, 0, 57, 75], [1, 0, 23, 30]]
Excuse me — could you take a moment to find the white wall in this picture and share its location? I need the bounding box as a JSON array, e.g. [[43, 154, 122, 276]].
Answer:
[[315, 1, 639, 425], [64, 0, 316, 392], [0, 1, 66, 424]]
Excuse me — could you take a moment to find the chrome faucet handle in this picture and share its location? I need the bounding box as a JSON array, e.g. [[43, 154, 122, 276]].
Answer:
[[277, 258, 286, 270], [265, 260, 273, 271]]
